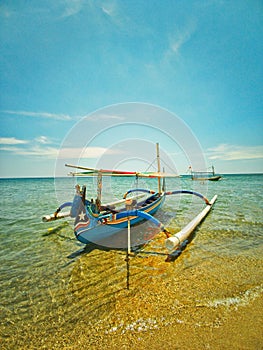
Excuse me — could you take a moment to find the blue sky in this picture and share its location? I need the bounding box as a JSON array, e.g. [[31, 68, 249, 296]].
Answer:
[[0, 0, 262, 177]]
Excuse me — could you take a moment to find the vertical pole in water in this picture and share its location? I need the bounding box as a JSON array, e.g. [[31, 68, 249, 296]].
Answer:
[[156, 143, 161, 194], [127, 218, 131, 255], [126, 218, 131, 290]]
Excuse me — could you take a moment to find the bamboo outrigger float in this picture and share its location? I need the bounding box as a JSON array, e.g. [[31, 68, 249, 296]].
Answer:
[[43, 143, 217, 287]]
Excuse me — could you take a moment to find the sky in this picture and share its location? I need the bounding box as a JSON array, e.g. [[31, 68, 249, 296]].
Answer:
[[0, 0, 262, 177]]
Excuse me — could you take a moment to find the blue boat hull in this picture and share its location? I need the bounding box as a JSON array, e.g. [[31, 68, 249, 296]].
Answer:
[[75, 194, 165, 247]]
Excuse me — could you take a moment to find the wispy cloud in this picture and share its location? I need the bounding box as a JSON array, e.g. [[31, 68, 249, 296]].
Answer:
[[0, 146, 59, 158], [207, 144, 263, 161], [168, 32, 190, 55], [99, 1, 127, 28], [59, 0, 121, 23], [2, 110, 73, 121], [0, 135, 123, 160], [96, 0, 151, 36], [2, 110, 125, 122], [34, 136, 53, 144], [58, 146, 123, 159], [101, 2, 117, 17], [0, 135, 58, 158], [61, 0, 85, 18], [0, 137, 29, 145], [163, 21, 197, 63], [86, 113, 125, 121]]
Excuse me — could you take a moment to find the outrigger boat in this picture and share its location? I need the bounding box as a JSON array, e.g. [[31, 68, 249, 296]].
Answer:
[[189, 165, 222, 181], [42, 143, 217, 289], [43, 144, 217, 262]]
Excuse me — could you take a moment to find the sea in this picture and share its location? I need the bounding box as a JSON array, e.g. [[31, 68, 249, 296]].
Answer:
[[0, 174, 262, 349]]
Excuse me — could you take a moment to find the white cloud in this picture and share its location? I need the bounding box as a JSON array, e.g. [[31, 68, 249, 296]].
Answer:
[[169, 32, 190, 55], [35, 136, 52, 144], [100, 1, 125, 25], [0, 137, 28, 145], [19, 146, 59, 158], [86, 113, 125, 121], [57, 146, 123, 159], [1, 109, 126, 124], [207, 144, 263, 161], [2, 110, 73, 121], [0, 141, 123, 160], [163, 21, 197, 62], [61, 0, 85, 18], [0, 145, 59, 158], [101, 3, 116, 17], [0, 135, 58, 158], [0, 146, 22, 152]]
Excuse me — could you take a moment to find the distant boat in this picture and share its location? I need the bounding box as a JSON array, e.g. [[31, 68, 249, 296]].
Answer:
[[189, 166, 222, 181]]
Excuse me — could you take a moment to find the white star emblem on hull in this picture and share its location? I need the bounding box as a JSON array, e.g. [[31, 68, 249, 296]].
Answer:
[[78, 211, 86, 220]]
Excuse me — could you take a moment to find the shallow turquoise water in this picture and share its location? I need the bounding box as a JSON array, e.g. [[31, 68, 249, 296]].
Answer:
[[0, 175, 262, 348]]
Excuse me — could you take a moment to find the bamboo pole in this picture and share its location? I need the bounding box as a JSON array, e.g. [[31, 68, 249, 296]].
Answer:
[[42, 211, 71, 222], [156, 143, 161, 194], [165, 195, 217, 251]]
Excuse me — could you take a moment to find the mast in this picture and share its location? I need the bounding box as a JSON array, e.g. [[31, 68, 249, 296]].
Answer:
[[97, 171, 102, 203], [156, 143, 161, 194]]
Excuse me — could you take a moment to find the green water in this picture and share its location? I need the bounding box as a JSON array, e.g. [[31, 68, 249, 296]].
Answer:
[[0, 175, 262, 349]]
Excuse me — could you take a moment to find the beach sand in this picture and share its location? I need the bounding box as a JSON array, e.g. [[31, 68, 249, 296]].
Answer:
[[2, 239, 262, 350]]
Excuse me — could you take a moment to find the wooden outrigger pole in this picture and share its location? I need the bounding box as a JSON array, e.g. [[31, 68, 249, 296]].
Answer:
[[165, 195, 217, 252]]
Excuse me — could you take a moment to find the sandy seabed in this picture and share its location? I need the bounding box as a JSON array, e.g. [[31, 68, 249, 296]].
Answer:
[[1, 238, 263, 350]]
